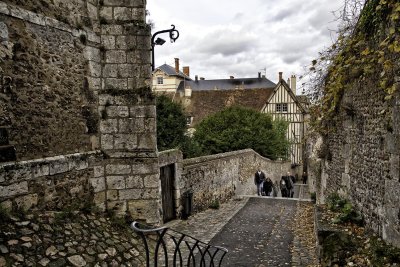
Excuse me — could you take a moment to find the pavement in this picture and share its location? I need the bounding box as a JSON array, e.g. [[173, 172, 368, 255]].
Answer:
[[166, 184, 319, 267]]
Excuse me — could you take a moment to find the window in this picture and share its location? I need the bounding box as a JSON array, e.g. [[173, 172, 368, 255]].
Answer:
[[157, 77, 163, 84], [276, 103, 288, 112]]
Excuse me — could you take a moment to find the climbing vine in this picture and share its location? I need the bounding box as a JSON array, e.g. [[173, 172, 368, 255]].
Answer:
[[305, 0, 400, 133]]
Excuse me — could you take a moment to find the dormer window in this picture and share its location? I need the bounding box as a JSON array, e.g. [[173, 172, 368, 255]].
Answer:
[[276, 103, 288, 112], [157, 77, 163, 85]]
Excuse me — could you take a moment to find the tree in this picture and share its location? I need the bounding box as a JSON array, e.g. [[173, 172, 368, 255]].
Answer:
[[156, 95, 187, 151], [192, 106, 290, 160]]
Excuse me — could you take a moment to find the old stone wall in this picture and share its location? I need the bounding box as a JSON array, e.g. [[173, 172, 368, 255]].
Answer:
[[311, 80, 400, 247], [0, 151, 102, 211], [0, 0, 161, 225], [181, 149, 290, 212], [0, 1, 101, 160]]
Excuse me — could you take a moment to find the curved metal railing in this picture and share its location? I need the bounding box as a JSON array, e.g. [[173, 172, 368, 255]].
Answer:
[[131, 221, 228, 267]]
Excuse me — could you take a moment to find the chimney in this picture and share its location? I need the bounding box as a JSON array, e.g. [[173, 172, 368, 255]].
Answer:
[[200, 77, 205, 80], [258, 72, 261, 78], [287, 78, 290, 85], [230, 76, 234, 79], [279, 72, 283, 81], [174, 58, 179, 73], [195, 75, 198, 82], [290, 75, 297, 94], [183, 66, 190, 77]]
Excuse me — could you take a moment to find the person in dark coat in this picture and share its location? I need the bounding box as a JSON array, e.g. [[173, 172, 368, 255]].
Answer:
[[263, 177, 273, 196], [302, 172, 308, 184], [254, 169, 266, 196], [280, 176, 288, 197]]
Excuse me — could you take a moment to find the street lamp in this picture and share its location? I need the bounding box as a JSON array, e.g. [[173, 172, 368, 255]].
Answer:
[[151, 24, 179, 71]]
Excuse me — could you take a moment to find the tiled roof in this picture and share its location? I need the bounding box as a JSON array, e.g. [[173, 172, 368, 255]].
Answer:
[[177, 77, 276, 91], [155, 64, 192, 80]]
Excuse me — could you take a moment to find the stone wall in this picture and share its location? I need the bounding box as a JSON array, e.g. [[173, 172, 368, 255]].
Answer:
[[0, 151, 102, 211], [181, 149, 290, 212], [0, 0, 162, 225], [310, 80, 400, 247]]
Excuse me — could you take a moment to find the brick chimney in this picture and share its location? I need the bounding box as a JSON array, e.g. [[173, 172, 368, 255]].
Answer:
[[290, 75, 297, 94], [183, 66, 190, 77], [174, 58, 179, 73], [230, 76, 234, 79], [279, 72, 283, 81]]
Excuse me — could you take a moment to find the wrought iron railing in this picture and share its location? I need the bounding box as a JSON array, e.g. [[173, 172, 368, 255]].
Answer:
[[131, 221, 228, 267]]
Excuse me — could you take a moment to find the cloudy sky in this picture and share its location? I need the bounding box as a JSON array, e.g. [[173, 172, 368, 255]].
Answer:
[[147, 0, 344, 93]]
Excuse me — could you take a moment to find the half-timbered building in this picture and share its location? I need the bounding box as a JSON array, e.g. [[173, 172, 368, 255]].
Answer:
[[261, 72, 308, 166]]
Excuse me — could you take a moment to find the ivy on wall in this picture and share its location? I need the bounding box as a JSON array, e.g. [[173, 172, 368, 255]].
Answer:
[[309, 0, 400, 132]]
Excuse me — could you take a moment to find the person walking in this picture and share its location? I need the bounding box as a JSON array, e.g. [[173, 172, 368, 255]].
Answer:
[[263, 177, 273, 196], [254, 169, 266, 196], [302, 172, 308, 184], [280, 176, 288, 197]]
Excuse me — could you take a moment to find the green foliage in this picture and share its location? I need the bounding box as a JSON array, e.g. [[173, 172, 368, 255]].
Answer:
[[326, 193, 363, 225], [370, 236, 400, 266], [192, 106, 290, 160], [209, 199, 220, 209], [156, 95, 188, 151]]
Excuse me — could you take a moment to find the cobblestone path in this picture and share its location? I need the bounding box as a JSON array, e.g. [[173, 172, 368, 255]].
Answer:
[[167, 190, 319, 267]]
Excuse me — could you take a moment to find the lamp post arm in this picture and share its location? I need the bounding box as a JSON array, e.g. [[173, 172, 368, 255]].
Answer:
[[151, 24, 180, 71]]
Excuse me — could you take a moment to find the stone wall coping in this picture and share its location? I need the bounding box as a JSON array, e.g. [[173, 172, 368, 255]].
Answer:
[[0, 2, 100, 43], [183, 149, 288, 167], [158, 149, 182, 167], [0, 150, 103, 177]]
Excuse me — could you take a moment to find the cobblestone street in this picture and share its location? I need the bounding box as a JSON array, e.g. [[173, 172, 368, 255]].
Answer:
[[167, 185, 319, 267]]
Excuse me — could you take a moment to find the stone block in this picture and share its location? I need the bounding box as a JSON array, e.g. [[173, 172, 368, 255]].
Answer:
[[100, 119, 118, 134], [144, 106, 156, 118], [99, 7, 113, 20], [101, 25, 123, 35], [0, 22, 8, 43], [137, 134, 156, 150], [127, 51, 139, 64], [87, 31, 101, 44], [144, 118, 156, 132], [127, 200, 160, 224], [119, 118, 135, 132], [101, 35, 115, 50], [15, 194, 38, 211], [144, 174, 159, 188], [106, 176, 126, 189], [87, 2, 98, 20], [126, 175, 143, 188], [127, 77, 137, 90], [119, 189, 142, 200], [88, 61, 102, 78], [104, 78, 128, 90], [107, 200, 126, 216], [106, 50, 126, 64], [132, 8, 145, 21], [90, 177, 106, 192], [114, 7, 132, 21], [115, 36, 127, 50], [94, 166, 104, 178], [0, 2, 10, 15], [106, 106, 129, 118], [103, 0, 124, 6], [103, 64, 118, 78], [114, 134, 137, 150], [87, 77, 101, 91], [84, 46, 101, 62], [130, 106, 145, 118], [45, 17, 71, 32], [49, 159, 69, 175], [99, 94, 115, 106], [134, 117, 144, 131], [131, 162, 158, 174], [94, 191, 106, 205], [106, 189, 119, 201], [117, 64, 135, 78], [0, 181, 28, 198], [101, 134, 114, 150], [106, 164, 131, 174]]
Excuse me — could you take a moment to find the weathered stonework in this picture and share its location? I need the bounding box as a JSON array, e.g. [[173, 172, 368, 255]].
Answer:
[[309, 79, 400, 247]]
